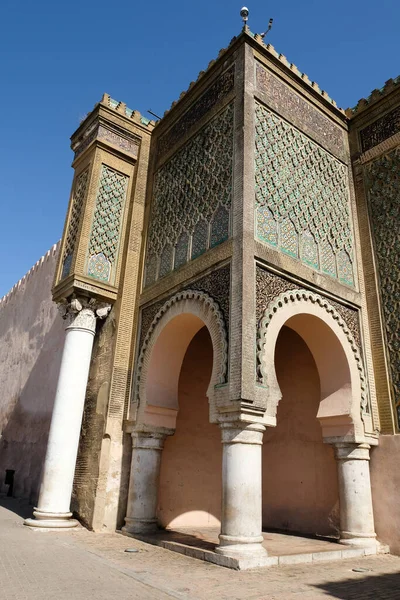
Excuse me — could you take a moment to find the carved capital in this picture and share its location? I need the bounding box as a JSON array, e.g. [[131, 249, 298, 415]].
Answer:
[[334, 442, 371, 462], [58, 296, 111, 334]]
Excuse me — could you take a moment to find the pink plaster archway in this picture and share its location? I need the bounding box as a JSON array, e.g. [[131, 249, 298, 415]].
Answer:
[[134, 290, 228, 430], [257, 290, 369, 441]]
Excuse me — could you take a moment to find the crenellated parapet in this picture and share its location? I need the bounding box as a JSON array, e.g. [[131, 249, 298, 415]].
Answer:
[[159, 28, 345, 123], [0, 242, 60, 307], [346, 75, 400, 118]]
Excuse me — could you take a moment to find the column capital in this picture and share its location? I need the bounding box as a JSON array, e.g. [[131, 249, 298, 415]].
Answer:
[[131, 430, 170, 451], [334, 442, 371, 461], [219, 422, 266, 445], [58, 296, 111, 334]]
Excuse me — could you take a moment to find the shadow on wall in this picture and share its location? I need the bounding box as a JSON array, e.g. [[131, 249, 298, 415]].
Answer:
[[0, 318, 64, 505], [158, 326, 222, 529], [313, 570, 400, 599]]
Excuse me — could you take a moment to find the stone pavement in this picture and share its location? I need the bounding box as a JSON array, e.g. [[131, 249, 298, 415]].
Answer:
[[1, 497, 400, 600]]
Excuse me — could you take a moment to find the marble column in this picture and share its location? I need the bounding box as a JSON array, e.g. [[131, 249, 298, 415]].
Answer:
[[335, 442, 377, 547], [24, 297, 110, 529], [216, 422, 269, 566], [122, 431, 168, 534]]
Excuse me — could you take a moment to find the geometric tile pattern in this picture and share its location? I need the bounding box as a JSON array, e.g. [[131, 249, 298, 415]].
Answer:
[[255, 102, 355, 287], [87, 165, 128, 284], [144, 103, 233, 287], [365, 148, 400, 427], [210, 205, 230, 249], [61, 169, 89, 279]]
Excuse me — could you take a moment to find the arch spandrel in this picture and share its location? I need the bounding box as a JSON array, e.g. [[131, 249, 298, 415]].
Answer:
[[132, 290, 228, 430], [256, 289, 374, 443]]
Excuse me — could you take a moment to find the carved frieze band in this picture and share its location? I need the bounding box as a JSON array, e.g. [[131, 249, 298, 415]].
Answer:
[[134, 289, 229, 402], [360, 105, 400, 152], [157, 65, 235, 158], [255, 63, 346, 162], [72, 122, 139, 159], [255, 267, 360, 347]]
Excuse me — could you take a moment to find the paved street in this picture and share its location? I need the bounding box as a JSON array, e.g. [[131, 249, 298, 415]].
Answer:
[[1, 497, 400, 600]]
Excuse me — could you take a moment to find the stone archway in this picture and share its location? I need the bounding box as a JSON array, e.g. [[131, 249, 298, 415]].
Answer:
[[257, 289, 369, 441], [124, 290, 228, 534], [133, 289, 228, 430], [256, 289, 377, 547]]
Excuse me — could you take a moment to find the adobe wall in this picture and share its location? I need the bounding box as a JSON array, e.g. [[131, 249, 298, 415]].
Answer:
[[370, 436, 400, 554], [0, 243, 64, 503]]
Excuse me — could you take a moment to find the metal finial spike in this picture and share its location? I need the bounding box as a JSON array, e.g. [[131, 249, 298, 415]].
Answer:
[[240, 6, 249, 25], [260, 18, 273, 39]]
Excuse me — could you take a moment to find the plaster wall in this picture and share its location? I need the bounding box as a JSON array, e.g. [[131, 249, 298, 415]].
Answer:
[[262, 326, 340, 536], [0, 244, 64, 503], [158, 327, 222, 528], [370, 435, 400, 554]]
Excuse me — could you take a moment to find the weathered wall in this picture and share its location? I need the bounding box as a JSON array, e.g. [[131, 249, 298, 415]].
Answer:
[[370, 435, 400, 554], [0, 244, 64, 503], [71, 305, 117, 529], [158, 327, 222, 528], [262, 326, 340, 536]]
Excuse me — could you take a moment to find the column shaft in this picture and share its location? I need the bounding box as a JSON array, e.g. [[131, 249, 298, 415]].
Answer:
[[216, 423, 268, 562], [24, 300, 109, 529], [123, 433, 166, 534], [335, 443, 377, 546]]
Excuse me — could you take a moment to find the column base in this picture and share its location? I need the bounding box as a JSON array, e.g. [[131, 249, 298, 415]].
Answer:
[[215, 534, 270, 569], [339, 531, 377, 548], [122, 517, 158, 535], [24, 509, 79, 530]]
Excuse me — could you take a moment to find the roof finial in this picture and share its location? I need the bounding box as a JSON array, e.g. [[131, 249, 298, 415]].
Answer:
[[240, 6, 249, 28]]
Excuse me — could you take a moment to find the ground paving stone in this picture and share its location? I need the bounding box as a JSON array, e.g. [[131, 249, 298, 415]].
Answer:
[[1, 497, 400, 599]]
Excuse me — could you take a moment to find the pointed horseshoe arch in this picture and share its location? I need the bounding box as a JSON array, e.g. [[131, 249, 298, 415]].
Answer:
[[256, 289, 369, 441], [133, 290, 228, 430]]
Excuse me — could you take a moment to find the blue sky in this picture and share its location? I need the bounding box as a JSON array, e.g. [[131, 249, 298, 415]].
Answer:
[[0, 0, 399, 297]]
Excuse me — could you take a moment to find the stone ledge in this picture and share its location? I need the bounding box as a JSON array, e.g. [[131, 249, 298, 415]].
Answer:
[[120, 530, 388, 571]]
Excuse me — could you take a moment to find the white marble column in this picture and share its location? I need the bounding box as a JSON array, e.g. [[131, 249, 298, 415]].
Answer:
[[24, 297, 110, 529], [216, 422, 269, 567], [122, 431, 167, 534], [335, 442, 377, 547]]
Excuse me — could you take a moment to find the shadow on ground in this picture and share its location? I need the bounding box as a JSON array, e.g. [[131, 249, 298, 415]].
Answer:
[[313, 570, 400, 599], [0, 495, 33, 519]]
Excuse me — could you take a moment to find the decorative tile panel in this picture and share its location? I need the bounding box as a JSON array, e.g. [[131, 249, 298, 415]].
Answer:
[[174, 232, 189, 270], [301, 230, 319, 270], [210, 205, 230, 248], [87, 165, 128, 284], [320, 239, 337, 279], [256, 205, 278, 247], [145, 255, 158, 287], [159, 244, 173, 279], [191, 219, 209, 260], [62, 169, 89, 279], [365, 148, 400, 427], [145, 103, 233, 285], [255, 102, 355, 287]]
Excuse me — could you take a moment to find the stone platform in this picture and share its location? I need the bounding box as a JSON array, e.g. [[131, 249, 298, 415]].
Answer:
[[123, 527, 388, 570]]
